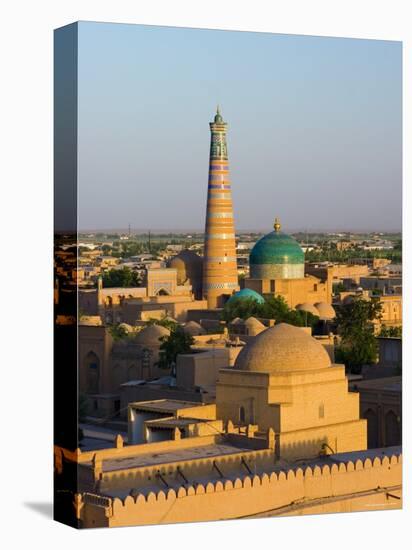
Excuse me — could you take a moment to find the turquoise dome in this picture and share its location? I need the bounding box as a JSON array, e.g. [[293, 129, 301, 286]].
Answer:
[[250, 231, 304, 266], [227, 288, 265, 304], [249, 219, 305, 280]]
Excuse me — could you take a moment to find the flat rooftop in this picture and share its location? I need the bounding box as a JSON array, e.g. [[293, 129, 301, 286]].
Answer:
[[101, 442, 254, 473], [128, 399, 204, 413], [144, 417, 217, 429], [351, 376, 401, 392]]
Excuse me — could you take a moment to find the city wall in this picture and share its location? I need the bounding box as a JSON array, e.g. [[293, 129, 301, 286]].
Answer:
[[76, 451, 402, 528]]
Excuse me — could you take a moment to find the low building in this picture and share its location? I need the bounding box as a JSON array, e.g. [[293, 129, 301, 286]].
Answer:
[[349, 377, 401, 449], [79, 322, 172, 417], [79, 268, 208, 323], [127, 400, 219, 443]]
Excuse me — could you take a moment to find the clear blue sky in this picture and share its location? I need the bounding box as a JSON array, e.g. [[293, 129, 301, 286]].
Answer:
[[77, 22, 402, 233]]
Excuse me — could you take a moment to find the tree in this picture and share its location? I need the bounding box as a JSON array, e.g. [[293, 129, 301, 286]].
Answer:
[[221, 296, 260, 322], [102, 267, 141, 288], [146, 315, 178, 331], [335, 297, 382, 373], [333, 282, 345, 295], [379, 325, 402, 338], [108, 323, 128, 340], [157, 326, 194, 375]]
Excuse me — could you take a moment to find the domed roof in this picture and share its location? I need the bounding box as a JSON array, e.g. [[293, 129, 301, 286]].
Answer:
[[169, 249, 203, 288], [170, 249, 202, 267], [231, 317, 244, 325], [234, 323, 331, 373], [244, 316, 265, 328], [250, 223, 304, 267], [314, 302, 336, 320], [227, 288, 265, 304], [244, 316, 266, 335], [134, 324, 170, 346], [183, 321, 206, 336], [296, 303, 319, 316]]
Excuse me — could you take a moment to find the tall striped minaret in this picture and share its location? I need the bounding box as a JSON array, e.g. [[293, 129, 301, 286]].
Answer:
[[202, 107, 239, 308]]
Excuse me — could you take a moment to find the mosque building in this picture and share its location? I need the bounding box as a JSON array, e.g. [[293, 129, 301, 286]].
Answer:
[[243, 218, 335, 316]]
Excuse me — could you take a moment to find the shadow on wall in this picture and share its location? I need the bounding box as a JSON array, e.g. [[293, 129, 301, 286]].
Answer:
[[280, 437, 329, 461]]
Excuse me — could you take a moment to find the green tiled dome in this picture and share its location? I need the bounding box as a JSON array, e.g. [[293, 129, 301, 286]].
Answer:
[[227, 288, 265, 304], [249, 219, 305, 280], [250, 231, 304, 266]]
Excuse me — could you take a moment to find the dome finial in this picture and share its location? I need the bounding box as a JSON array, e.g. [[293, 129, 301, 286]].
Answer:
[[274, 217, 281, 232]]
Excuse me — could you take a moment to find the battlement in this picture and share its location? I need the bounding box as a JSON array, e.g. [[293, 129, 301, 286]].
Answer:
[[74, 447, 402, 527]]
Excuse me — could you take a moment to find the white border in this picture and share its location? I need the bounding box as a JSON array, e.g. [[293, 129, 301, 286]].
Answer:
[[1, 1, 410, 548]]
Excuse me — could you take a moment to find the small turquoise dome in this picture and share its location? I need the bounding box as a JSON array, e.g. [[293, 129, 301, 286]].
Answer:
[[227, 288, 265, 304], [250, 218, 305, 280]]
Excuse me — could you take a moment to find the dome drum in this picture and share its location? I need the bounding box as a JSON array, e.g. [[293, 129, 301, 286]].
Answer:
[[250, 263, 304, 280]]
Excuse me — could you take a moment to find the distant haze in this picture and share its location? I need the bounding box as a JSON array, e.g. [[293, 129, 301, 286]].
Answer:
[[78, 23, 402, 233]]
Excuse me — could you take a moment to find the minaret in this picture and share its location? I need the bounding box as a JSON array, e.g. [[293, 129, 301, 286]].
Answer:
[[202, 107, 239, 308]]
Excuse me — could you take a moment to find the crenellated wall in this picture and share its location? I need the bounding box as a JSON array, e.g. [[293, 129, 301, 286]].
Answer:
[[76, 451, 402, 528]]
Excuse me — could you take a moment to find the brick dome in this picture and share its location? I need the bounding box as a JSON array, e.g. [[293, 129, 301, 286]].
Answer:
[[296, 302, 319, 316], [134, 324, 170, 346], [314, 302, 336, 320], [234, 323, 331, 373]]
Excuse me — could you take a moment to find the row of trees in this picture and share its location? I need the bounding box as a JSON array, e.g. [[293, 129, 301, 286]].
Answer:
[[221, 295, 319, 327], [305, 246, 401, 263]]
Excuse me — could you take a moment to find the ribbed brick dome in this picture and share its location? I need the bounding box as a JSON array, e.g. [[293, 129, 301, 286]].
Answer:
[[314, 302, 336, 320], [234, 323, 331, 373], [134, 325, 170, 346], [169, 250, 203, 285], [296, 302, 319, 316]]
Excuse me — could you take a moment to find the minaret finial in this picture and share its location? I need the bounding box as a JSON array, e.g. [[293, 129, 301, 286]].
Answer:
[[214, 105, 223, 124], [274, 217, 281, 232]]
